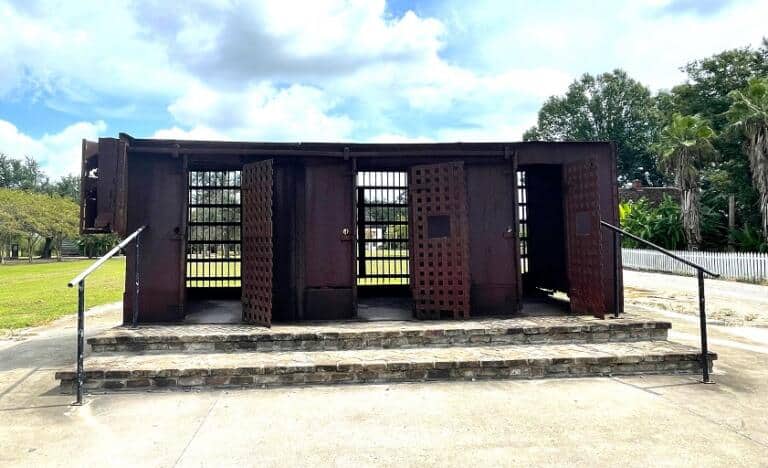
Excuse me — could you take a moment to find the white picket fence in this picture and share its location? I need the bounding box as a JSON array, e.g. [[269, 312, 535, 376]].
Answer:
[[622, 248, 768, 283]]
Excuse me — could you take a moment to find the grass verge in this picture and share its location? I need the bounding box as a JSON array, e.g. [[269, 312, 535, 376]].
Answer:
[[0, 258, 125, 330]]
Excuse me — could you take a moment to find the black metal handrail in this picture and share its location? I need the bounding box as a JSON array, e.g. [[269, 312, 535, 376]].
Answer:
[[600, 220, 718, 383], [67, 225, 147, 405]]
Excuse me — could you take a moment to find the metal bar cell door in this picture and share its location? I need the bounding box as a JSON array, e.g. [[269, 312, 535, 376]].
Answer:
[[409, 162, 471, 319], [241, 160, 274, 326], [564, 158, 608, 319]]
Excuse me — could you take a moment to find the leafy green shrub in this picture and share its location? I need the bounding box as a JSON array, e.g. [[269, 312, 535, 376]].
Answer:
[[619, 195, 686, 250], [77, 234, 119, 258], [729, 224, 768, 252]]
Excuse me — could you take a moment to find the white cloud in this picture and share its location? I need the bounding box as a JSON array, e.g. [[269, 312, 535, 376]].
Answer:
[[0, 119, 107, 177], [135, 0, 445, 85], [2, 0, 768, 175], [157, 82, 354, 141], [0, 1, 190, 103]]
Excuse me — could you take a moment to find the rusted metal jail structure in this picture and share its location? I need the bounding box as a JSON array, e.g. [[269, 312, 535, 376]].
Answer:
[[81, 135, 621, 326]]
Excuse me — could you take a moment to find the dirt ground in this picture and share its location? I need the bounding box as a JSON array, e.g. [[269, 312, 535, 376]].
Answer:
[[624, 269, 768, 327]]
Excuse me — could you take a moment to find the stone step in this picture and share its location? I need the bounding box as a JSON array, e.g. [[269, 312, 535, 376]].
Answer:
[[56, 341, 715, 393], [87, 315, 671, 353]]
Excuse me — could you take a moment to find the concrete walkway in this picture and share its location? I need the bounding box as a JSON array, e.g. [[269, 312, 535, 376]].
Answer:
[[2, 281, 768, 466]]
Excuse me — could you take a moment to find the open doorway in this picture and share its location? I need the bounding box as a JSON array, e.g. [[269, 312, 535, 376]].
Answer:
[[517, 165, 570, 313], [184, 169, 243, 324], [355, 171, 413, 320]]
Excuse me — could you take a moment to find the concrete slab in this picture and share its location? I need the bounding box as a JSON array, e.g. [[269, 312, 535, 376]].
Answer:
[[2, 275, 768, 466]]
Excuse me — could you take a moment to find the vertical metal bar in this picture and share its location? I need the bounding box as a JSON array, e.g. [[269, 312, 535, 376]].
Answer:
[[698, 269, 711, 383], [132, 232, 141, 327], [75, 280, 85, 405], [613, 229, 620, 318]]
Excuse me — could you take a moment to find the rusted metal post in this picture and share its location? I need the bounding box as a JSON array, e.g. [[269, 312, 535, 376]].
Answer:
[[132, 231, 140, 327], [613, 230, 620, 318], [75, 280, 85, 405]]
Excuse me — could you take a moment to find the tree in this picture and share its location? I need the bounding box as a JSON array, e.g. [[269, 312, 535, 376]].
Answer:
[[0, 188, 79, 262], [0, 154, 48, 190], [52, 174, 80, 202], [0, 189, 24, 263], [655, 114, 717, 250], [727, 78, 768, 239], [47, 195, 79, 261], [665, 41, 768, 236], [524, 69, 661, 184]]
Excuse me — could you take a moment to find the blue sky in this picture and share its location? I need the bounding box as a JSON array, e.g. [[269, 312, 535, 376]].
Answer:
[[0, 0, 766, 178]]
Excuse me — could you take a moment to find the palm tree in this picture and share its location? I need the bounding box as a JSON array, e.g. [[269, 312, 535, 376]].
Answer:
[[656, 113, 717, 250], [727, 78, 768, 240]]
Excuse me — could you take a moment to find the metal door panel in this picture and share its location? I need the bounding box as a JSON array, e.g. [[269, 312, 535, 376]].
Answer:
[[564, 158, 607, 318], [241, 159, 273, 326], [409, 162, 471, 319]]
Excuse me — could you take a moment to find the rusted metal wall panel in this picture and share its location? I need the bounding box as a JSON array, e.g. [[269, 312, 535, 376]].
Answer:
[[93, 138, 128, 235], [465, 163, 518, 315], [123, 153, 185, 323], [79, 140, 99, 233], [241, 160, 273, 326], [564, 157, 608, 318], [410, 162, 471, 320], [303, 161, 354, 319]]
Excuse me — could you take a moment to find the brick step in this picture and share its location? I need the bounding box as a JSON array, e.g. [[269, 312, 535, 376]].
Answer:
[[87, 315, 671, 353], [55, 341, 715, 393]]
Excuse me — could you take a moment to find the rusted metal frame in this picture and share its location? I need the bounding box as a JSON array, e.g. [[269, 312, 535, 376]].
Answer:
[[188, 221, 239, 226], [362, 220, 409, 226], [187, 258, 241, 263], [350, 153, 359, 315], [130, 146, 509, 159], [356, 183, 366, 278], [188, 203, 240, 208], [79, 140, 87, 234], [507, 146, 523, 311], [179, 154, 189, 311], [361, 238, 409, 243], [187, 240, 240, 244]]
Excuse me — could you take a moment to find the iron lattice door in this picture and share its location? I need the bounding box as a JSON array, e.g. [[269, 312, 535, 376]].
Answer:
[[564, 158, 607, 318], [241, 160, 273, 326], [409, 162, 471, 319]]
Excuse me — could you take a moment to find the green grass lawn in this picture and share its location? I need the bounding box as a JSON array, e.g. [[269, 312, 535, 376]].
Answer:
[[0, 258, 125, 330]]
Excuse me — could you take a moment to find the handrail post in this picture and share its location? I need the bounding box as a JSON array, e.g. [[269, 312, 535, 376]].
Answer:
[[613, 229, 620, 318], [66, 225, 147, 406], [74, 280, 85, 406], [697, 269, 712, 383], [132, 231, 141, 328], [600, 220, 717, 385]]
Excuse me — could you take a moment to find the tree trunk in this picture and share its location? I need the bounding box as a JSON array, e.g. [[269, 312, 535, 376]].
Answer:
[[27, 236, 34, 263], [746, 127, 768, 240], [57, 237, 64, 262], [41, 237, 53, 259], [681, 188, 701, 250]]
